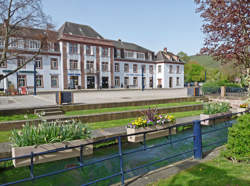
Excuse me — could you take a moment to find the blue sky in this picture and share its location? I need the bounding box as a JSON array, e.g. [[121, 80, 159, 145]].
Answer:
[[43, 0, 204, 56]]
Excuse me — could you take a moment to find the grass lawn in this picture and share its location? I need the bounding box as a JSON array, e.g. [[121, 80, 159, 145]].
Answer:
[[0, 131, 11, 143], [86, 110, 203, 130], [0, 114, 38, 122], [65, 101, 202, 116], [150, 156, 250, 186]]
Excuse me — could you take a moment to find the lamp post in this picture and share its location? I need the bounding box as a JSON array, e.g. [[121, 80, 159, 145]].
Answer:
[[142, 66, 144, 91], [34, 62, 37, 95]]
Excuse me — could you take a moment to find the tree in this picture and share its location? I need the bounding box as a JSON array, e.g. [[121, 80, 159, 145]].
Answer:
[[177, 51, 191, 63], [195, 0, 250, 93], [0, 0, 52, 81], [184, 61, 206, 82]]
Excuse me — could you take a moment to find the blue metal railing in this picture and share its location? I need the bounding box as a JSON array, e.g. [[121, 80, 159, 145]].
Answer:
[[0, 110, 248, 186]]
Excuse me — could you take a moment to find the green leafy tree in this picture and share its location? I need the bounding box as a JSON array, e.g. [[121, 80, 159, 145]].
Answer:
[[177, 51, 191, 63], [184, 61, 205, 82]]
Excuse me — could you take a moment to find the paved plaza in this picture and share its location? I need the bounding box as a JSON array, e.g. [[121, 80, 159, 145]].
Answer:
[[0, 88, 187, 110]]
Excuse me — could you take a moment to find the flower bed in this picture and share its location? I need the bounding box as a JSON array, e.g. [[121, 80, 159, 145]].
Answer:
[[201, 102, 232, 125], [127, 108, 176, 142], [10, 120, 93, 167]]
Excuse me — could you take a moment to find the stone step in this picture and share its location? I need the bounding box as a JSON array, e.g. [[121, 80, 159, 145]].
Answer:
[[34, 107, 62, 114], [43, 110, 64, 116]]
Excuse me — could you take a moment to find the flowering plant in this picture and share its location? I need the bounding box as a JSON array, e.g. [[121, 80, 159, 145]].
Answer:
[[127, 114, 175, 129], [240, 103, 248, 108]]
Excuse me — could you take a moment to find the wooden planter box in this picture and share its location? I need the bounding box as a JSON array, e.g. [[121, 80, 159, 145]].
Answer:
[[236, 108, 247, 116], [200, 111, 232, 126], [12, 139, 93, 168], [127, 122, 176, 143]]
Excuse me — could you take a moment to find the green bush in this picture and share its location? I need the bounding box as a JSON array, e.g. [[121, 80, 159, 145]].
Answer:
[[10, 120, 91, 147], [203, 102, 230, 115], [223, 114, 250, 162]]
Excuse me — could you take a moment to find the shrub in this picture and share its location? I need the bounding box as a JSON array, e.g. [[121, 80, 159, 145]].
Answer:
[[203, 102, 230, 115], [223, 114, 250, 162], [10, 120, 91, 147]]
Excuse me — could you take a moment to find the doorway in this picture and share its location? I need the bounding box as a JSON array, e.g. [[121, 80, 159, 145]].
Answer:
[[70, 76, 79, 89], [102, 77, 109, 88], [169, 77, 173, 88], [87, 76, 95, 89]]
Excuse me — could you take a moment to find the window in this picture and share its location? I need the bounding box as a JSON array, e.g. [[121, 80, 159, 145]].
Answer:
[[102, 47, 109, 57], [149, 65, 153, 74], [158, 65, 162, 73], [133, 77, 138, 86], [125, 51, 134, 58], [102, 62, 108, 72], [142, 65, 146, 73], [137, 52, 145, 60], [35, 57, 42, 69], [17, 57, 25, 68], [51, 58, 58, 70], [115, 63, 120, 72], [0, 37, 4, 47], [115, 76, 120, 87], [9, 37, 18, 48], [86, 45, 94, 56], [86, 61, 94, 73], [124, 77, 129, 86], [69, 43, 78, 54], [51, 75, 59, 88], [117, 49, 121, 58], [36, 75, 43, 88], [176, 77, 180, 86], [18, 75, 26, 87], [177, 66, 180, 73], [54, 43, 59, 52], [26, 40, 40, 49], [169, 65, 173, 73], [133, 64, 137, 73], [148, 53, 152, 61], [0, 61, 7, 68], [124, 64, 129, 73], [70, 60, 78, 70]]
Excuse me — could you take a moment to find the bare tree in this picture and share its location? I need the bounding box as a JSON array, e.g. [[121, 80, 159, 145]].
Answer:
[[0, 0, 53, 81]]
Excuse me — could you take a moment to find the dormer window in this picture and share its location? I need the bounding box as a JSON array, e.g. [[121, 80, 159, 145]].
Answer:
[[137, 52, 145, 60], [117, 49, 121, 58], [125, 50, 134, 59]]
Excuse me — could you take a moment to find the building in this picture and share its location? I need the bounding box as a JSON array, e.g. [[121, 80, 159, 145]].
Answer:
[[0, 21, 184, 93]]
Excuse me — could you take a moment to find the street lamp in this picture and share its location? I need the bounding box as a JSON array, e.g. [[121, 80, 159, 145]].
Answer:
[[141, 66, 144, 91], [34, 62, 37, 95]]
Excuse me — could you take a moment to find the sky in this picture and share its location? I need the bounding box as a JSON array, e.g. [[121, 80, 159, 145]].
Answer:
[[42, 0, 204, 56]]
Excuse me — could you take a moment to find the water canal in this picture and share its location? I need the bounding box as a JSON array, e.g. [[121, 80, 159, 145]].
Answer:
[[0, 121, 233, 186]]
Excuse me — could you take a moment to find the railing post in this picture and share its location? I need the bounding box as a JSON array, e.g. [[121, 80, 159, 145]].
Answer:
[[118, 136, 125, 186], [193, 120, 202, 159], [79, 145, 84, 166], [29, 152, 35, 179], [143, 133, 146, 150]]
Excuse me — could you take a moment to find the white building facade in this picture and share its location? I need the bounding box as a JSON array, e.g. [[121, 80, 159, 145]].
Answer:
[[0, 22, 184, 93]]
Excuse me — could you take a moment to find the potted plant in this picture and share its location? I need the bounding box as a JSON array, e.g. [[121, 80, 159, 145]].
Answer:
[[237, 103, 249, 116], [11, 120, 93, 168], [127, 107, 176, 142], [200, 102, 232, 125]]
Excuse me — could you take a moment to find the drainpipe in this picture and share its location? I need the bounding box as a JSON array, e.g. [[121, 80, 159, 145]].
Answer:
[[142, 66, 144, 91]]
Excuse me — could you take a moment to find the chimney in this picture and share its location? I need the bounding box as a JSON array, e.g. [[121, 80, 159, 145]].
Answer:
[[164, 47, 167, 53]]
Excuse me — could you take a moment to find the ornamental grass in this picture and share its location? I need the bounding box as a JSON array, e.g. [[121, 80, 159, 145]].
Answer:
[[10, 120, 91, 147]]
